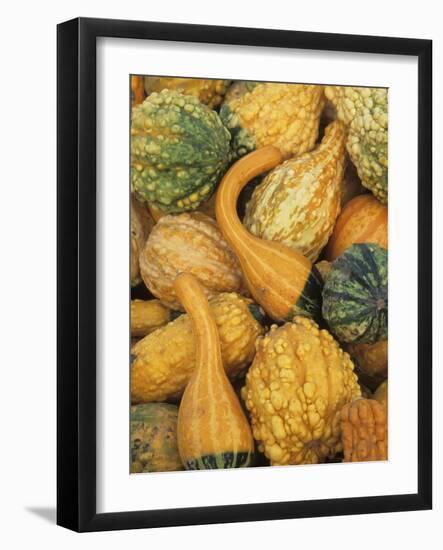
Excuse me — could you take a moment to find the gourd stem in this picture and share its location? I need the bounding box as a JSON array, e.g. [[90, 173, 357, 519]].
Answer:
[[174, 273, 222, 375], [215, 147, 283, 251]]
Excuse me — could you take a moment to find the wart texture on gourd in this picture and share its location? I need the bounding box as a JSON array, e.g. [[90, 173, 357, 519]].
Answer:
[[175, 273, 254, 469], [131, 292, 264, 403], [244, 120, 347, 262], [220, 82, 325, 160], [139, 212, 246, 310], [144, 77, 231, 109], [323, 243, 388, 344], [131, 90, 231, 213], [215, 147, 322, 322], [325, 86, 388, 204], [242, 317, 361, 465]]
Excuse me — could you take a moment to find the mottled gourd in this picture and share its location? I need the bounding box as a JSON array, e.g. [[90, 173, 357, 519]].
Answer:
[[325, 86, 388, 204], [322, 243, 388, 344], [244, 120, 347, 262], [144, 77, 231, 109], [242, 318, 361, 465], [220, 82, 325, 160], [131, 90, 231, 213]]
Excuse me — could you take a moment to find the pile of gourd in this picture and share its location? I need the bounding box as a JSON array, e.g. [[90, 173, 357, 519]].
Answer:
[[130, 77, 388, 473]]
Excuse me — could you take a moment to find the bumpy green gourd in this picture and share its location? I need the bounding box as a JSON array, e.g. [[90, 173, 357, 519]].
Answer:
[[322, 243, 388, 344], [131, 90, 231, 213]]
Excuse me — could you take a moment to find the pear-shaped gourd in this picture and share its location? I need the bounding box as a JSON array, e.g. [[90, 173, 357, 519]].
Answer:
[[174, 273, 254, 469], [215, 147, 322, 322]]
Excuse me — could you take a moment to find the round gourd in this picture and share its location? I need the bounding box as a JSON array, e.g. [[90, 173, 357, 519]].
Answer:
[[131, 90, 231, 213], [325, 194, 388, 261], [322, 243, 388, 344], [242, 317, 361, 465], [215, 147, 323, 322], [139, 212, 245, 310], [130, 403, 183, 472], [244, 120, 347, 261], [144, 77, 231, 108], [220, 82, 325, 160]]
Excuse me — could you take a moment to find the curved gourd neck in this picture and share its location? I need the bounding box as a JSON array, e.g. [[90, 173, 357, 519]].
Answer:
[[215, 147, 283, 252], [174, 273, 221, 377]]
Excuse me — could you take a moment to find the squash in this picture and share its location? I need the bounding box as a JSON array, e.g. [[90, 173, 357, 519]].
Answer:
[[131, 75, 146, 106], [131, 292, 264, 403], [131, 299, 176, 337], [341, 398, 388, 462], [325, 194, 388, 261], [347, 339, 388, 391], [373, 380, 388, 412], [144, 77, 231, 109], [174, 273, 254, 469], [215, 146, 323, 322], [325, 86, 388, 204], [241, 317, 361, 465], [139, 212, 246, 310], [130, 403, 183, 472], [322, 243, 388, 344], [220, 82, 325, 160], [131, 197, 153, 287], [244, 120, 347, 262], [131, 90, 231, 213]]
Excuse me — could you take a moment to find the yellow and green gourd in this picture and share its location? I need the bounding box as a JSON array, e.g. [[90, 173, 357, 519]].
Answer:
[[244, 120, 347, 262], [144, 77, 231, 109], [174, 273, 254, 469], [131, 90, 231, 213], [215, 146, 323, 322], [220, 82, 325, 160]]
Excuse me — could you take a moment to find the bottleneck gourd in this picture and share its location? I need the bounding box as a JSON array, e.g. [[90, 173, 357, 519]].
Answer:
[[341, 398, 388, 462], [215, 146, 322, 322], [144, 77, 231, 109], [325, 194, 388, 261], [139, 212, 246, 310], [325, 86, 388, 204], [131, 403, 183, 473], [220, 82, 325, 160], [131, 90, 231, 213], [242, 317, 361, 465], [131, 292, 264, 403], [244, 120, 347, 262], [174, 273, 254, 469], [322, 243, 388, 344]]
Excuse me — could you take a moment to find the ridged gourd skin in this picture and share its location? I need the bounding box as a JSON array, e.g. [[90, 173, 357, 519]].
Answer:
[[144, 77, 231, 109], [174, 273, 254, 470], [341, 398, 388, 462], [131, 299, 173, 337], [322, 243, 388, 344], [131, 90, 231, 213], [242, 318, 361, 465], [215, 146, 323, 322], [130, 403, 183, 472], [131, 197, 153, 286], [347, 339, 388, 391], [131, 292, 264, 403], [244, 120, 347, 262], [325, 194, 388, 261], [325, 86, 388, 204], [220, 82, 325, 160], [139, 212, 246, 310]]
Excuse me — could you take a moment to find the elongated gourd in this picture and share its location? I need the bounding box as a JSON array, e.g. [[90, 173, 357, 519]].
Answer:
[[215, 147, 322, 322], [131, 299, 174, 337], [174, 273, 254, 469]]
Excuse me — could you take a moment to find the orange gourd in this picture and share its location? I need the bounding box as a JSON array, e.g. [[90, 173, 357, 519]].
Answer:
[[215, 147, 322, 322], [325, 194, 388, 261], [174, 273, 254, 469]]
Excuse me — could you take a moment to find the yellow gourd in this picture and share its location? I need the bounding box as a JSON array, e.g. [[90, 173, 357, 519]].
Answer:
[[131, 299, 173, 337], [174, 273, 254, 469], [215, 147, 322, 322]]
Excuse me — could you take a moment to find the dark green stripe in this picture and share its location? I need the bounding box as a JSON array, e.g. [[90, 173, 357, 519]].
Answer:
[[184, 451, 253, 470]]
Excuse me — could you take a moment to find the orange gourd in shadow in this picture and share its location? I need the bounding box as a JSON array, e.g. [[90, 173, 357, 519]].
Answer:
[[174, 273, 254, 469]]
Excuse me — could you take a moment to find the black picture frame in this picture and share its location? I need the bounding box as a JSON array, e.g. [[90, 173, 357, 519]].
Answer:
[[57, 17, 432, 532]]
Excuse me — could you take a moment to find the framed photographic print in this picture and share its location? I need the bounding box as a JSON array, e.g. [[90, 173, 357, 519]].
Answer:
[[57, 17, 432, 532]]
